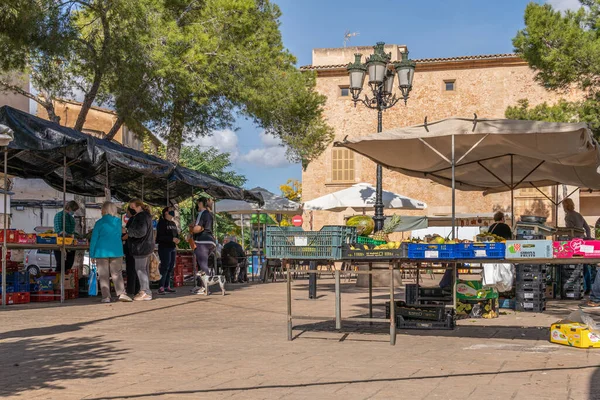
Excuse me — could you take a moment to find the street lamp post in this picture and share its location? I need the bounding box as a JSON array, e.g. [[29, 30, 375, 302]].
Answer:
[[347, 42, 415, 231]]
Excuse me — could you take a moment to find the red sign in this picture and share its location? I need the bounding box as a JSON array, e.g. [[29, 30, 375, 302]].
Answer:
[[292, 215, 303, 227]]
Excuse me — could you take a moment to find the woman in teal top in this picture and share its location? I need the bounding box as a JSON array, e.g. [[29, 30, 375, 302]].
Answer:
[[90, 202, 132, 303]]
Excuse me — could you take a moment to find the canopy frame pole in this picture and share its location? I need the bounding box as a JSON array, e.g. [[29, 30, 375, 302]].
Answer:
[[141, 176, 144, 202], [2, 147, 7, 308], [511, 155, 514, 227], [240, 213, 245, 254], [60, 153, 66, 304], [430, 154, 507, 174], [191, 187, 198, 290], [451, 134, 455, 239], [105, 161, 110, 201], [455, 134, 490, 164], [477, 162, 510, 188], [166, 180, 170, 207]]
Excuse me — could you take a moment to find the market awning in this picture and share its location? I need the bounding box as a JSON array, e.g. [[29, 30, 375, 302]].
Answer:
[[304, 182, 427, 211], [337, 117, 600, 193], [0, 106, 262, 205], [216, 187, 300, 215]]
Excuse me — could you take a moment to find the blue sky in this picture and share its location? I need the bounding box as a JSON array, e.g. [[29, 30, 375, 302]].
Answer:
[[201, 0, 578, 194]]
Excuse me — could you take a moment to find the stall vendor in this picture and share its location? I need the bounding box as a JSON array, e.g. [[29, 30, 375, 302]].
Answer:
[[53, 200, 79, 272], [487, 211, 512, 240]]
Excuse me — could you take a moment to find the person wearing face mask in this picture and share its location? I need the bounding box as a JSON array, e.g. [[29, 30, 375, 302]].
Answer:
[[156, 206, 180, 295], [190, 197, 215, 294], [123, 208, 140, 297], [53, 200, 79, 272], [126, 199, 154, 301]]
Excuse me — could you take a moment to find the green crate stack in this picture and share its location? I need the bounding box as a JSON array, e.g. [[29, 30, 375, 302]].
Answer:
[[266, 225, 356, 260]]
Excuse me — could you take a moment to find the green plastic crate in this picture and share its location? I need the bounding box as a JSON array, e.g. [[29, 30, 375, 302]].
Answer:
[[266, 225, 357, 260], [356, 236, 387, 246]]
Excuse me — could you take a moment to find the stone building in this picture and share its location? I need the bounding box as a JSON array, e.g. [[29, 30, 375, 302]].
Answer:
[[300, 44, 593, 231]]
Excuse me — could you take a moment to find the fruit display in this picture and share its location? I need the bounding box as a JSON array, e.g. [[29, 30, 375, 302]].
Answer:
[[346, 215, 375, 237], [476, 233, 506, 243], [348, 241, 401, 251], [372, 215, 402, 242]]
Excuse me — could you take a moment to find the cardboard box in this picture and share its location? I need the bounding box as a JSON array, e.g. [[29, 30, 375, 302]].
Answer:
[[550, 321, 600, 348], [456, 280, 498, 300], [553, 239, 600, 258], [506, 240, 553, 259]]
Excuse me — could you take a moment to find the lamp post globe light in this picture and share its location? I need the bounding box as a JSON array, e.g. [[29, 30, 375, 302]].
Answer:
[[346, 42, 415, 231]]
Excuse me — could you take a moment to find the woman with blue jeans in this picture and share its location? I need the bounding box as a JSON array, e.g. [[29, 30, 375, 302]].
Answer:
[[90, 202, 132, 303], [156, 207, 179, 295]]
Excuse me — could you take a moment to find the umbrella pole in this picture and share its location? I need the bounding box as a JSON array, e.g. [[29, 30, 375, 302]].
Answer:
[[1, 147, 7, 308], [554, 184, 559, 227], [451, 134, 455, 240]]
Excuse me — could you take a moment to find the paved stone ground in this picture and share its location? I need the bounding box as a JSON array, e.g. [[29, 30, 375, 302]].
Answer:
[[2, 275, 600, 400]]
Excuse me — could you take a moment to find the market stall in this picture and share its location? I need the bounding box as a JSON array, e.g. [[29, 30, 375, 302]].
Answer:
[[0, 106, 263, 306], [277, 117, 600, 345]]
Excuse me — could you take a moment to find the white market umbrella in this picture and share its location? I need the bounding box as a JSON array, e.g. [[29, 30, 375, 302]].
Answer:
[[215, 187, 301, 215], [303, 182, 427, 212]]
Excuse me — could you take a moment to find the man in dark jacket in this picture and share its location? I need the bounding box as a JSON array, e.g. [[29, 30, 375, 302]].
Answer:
[[222, 236, 246, 283]]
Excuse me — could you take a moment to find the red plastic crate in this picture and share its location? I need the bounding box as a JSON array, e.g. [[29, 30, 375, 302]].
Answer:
[[17, 232, 37, 244], [174, 275, 184, 287], [5, 292, 30, 304], [30, 290, 56, 302]]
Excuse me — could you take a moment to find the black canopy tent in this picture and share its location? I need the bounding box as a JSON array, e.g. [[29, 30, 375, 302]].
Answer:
[[0, 106, 262, 204], [0, 105, 262, 306]]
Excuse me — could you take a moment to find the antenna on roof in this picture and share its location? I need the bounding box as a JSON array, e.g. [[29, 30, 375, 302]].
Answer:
[[344, 30, 359, 47]]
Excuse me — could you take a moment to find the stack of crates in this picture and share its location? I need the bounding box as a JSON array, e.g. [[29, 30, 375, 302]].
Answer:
[[560, 264, 584, 300], [515, 264, 546, 312]]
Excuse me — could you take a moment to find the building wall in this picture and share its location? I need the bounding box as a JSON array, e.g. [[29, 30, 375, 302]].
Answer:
[[302, 46, 586, 230], [0, 74, 30, 113]]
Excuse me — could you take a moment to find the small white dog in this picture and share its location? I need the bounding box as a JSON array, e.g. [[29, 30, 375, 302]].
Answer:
[[191, 274, 226, 296]]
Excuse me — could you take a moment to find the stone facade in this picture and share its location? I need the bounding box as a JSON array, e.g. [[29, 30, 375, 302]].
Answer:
[[301, 45, 592, 231]]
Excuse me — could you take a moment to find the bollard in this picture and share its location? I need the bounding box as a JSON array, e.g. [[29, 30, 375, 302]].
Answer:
[[335, 269, 341, 330], [308, 261, 317, 299]]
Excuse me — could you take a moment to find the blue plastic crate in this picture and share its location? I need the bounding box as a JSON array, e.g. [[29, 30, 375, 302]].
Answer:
[[266, 225, 356, 260], [498, 298, 515, 309], [0, 271, 29, 293], [406, 243, 455, 260], [454, 242, 506, 259]]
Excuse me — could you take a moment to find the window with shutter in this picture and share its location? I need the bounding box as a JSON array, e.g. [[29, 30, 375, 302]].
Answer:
[[331, 148, 355, 183]]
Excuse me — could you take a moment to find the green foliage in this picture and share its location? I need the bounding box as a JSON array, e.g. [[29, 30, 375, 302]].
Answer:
[[179, 146, 246, 187], [1, 0, 333, 168], [509, 2, 600, 139], [505, 98, 600, 139], [176, 144, 245, 243]]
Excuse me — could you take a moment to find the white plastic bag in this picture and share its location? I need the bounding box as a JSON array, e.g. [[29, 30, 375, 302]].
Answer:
[[482, 263, 514, 292]]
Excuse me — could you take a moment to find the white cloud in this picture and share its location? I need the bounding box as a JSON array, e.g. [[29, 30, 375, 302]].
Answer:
[[193, 129, 240, 159], [547, 0, 581, 11], [240, 131, 291, 168], [241, 146, 289, 168]]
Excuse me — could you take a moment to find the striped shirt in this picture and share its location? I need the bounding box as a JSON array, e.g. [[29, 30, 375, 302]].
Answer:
[[54, 210, 76, 235]]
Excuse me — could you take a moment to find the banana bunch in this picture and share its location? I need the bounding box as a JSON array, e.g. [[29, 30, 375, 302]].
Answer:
[[373, 241, 402, 250]]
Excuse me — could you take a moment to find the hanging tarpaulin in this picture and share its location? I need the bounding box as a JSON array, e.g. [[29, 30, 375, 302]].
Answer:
[[0, 106, 262, 205]]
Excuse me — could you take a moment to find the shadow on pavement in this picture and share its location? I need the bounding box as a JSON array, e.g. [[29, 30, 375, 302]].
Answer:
[[0, 296, 208, 340], [291, 319, 550, 341], [84, 364, 600, 399], [0, 335, 126, 396]]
